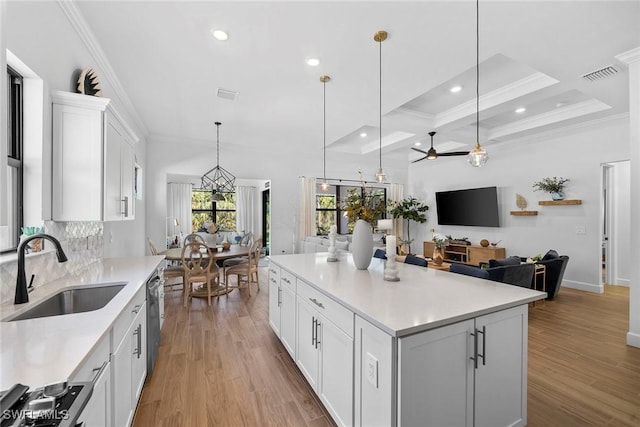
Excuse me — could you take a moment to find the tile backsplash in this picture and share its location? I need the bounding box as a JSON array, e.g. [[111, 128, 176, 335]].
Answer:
[[0, 221, 103, 305]]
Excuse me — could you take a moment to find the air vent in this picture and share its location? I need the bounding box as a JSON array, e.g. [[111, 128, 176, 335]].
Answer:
[[581, 65, 618, 82], [217, 88, 238, 100]]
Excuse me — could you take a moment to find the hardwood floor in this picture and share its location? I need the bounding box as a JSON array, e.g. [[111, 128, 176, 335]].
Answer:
[[134, 270, 639, 426]]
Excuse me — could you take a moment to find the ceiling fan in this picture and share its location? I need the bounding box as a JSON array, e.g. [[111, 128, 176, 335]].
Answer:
[[411, 131, 469, 163]]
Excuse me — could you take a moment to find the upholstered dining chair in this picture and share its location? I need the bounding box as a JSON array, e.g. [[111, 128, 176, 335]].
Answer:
[[404, 254, 428, 267], [181, 241, 219, 307], [224, 238, 262, 295], [373, 248, 387, 259], [449, 263, 490, 279], [148, 237, 184, 291]]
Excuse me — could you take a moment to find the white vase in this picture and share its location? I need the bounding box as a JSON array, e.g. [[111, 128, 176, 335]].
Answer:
[[352, 219, 373, 270]]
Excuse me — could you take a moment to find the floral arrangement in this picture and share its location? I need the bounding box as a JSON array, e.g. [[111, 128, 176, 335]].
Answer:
[[532, 176, 569, 193], [340, 171, 388, 226], [432, 233, 449, 249], [203, 222, 219, 234]]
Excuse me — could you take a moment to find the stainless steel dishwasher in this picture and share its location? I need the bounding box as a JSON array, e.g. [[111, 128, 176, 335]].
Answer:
[[146, 273, 161, 375]]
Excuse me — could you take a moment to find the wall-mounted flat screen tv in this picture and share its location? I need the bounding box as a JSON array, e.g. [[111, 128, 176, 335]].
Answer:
[[435, 186, 500, 227]]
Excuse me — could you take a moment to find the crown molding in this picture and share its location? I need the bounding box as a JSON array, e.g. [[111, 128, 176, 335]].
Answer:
[[393, 107, 436, 123], [435, 72, 560, 128], [489, 99, 611, 140], [57, 0, 148, 138], [615, 47, 640, 65]]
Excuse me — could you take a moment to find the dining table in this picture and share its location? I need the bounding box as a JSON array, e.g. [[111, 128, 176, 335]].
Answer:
[[161, 244, 252, 297]]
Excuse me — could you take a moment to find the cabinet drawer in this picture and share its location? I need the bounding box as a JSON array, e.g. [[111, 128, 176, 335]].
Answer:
[[268, 263, 281, 283], [280, 269, 296, 292], [112, 286, 146, 347], [71, 334, 110, 382], [297, 280, 353, 338]]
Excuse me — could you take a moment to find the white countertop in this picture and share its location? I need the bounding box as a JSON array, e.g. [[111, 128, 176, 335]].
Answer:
[[0, 256, 164, 390], [270, 253, 546, 337]]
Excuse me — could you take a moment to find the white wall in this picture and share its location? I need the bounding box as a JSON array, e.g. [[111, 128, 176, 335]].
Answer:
[[611, 161, 630, 286], [408, 117, 630, 293], [5, 1, 147, 258]]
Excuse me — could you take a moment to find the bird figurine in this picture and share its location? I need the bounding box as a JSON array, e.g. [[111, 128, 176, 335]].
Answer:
[[516, 193, 527, 211]]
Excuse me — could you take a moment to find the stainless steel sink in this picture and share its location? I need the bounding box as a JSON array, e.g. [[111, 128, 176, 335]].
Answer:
[[6, 283, 126, 321]]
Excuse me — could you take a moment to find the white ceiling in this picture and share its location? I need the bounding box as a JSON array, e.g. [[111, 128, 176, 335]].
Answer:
[[74, 0, 640, 162]]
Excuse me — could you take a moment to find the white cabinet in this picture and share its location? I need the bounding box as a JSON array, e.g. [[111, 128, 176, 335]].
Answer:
[[296, 280, 354, 427], [72, 334, 112, 427], [394, 305, 528, 427], [268, 265, 296, 358], [51, 90, 137, 221], [112, 286, 147, 427]]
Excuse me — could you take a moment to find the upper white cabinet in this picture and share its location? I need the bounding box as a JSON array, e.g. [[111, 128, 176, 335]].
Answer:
[[52, 91, 137, 221]]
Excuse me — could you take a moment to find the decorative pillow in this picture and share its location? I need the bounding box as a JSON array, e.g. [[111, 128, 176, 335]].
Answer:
[[541, 249, 559, 261], [488, 256, 521, 268], [320, 238, 331, 246]]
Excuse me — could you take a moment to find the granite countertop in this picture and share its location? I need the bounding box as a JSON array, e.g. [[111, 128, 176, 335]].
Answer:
[[269, 253, 546, 337], [0, 256, 164, 390]]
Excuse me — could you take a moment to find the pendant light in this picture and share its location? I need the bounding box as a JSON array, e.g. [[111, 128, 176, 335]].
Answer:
[[320, 75, 331, 191], [468, 0, 489, 167], [374, 30, 388, 183], [201, 121, 236, 201]]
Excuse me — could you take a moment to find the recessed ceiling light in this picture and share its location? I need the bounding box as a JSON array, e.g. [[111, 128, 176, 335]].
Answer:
[[556, 102, 565, 108], [360, 132, 367, 137], [211, 30, 228, 41], [306, 57, 320, 67], [515, 107, 526, 114], [450, 85, 463, 93], [414, 142, 422, 146]]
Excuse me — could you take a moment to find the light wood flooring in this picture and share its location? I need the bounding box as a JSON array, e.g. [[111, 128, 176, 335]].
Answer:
[[133, 269, 639, 426]]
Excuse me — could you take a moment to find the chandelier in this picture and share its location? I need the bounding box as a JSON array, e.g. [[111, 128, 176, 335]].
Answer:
[[201, 121, 236, 200]]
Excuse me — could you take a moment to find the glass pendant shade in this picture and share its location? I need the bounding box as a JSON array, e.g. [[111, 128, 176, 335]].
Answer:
[[375, 168, 386, 183], [467, 141, 489, 167]]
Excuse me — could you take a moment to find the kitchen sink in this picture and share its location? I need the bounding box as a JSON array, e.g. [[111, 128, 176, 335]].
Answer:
[[5, 282, 126, 321]]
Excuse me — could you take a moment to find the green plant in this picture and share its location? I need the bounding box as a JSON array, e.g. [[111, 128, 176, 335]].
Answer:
[[532, 176, 569, 193], [432, 234, 449, 249], [389, 197, 428, 253]]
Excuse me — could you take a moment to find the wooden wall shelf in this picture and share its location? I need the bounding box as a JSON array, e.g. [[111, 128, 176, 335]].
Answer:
[[510, 210, 538, 216], [538, 199, 582, 206]]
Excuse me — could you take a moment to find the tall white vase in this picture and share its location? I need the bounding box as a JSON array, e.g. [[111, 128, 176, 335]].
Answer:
[[352, 219, 373, 270]]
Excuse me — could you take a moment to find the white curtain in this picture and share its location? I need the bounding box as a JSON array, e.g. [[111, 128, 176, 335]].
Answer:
[[236, 186, 258, 236], [298, 177, 317, 249], [167, 183, 192, 237], [390, 183, 404, 240]]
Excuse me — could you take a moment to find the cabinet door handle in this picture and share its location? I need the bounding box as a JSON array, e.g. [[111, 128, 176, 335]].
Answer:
[[91, 361, 108, 383], [133, 324, 142, 358], [282, 277, 291, 284], [478, 325, 486, 366], [311, 317, 316, 346], [277, 287, 282, 307], [132, 304, 141, 314], [315, 319, 321, 349], [309, 298, 325, 309], [121, 196, 129, 217], [470, 328, 479, 369]]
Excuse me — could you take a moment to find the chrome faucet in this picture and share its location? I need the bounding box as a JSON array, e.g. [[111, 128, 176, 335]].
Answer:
[[15, 234, 68, 304]]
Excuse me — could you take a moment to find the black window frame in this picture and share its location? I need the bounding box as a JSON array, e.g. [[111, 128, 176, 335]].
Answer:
[[3, 66, 23, 253], [315, 184, 387, 235], [191, 188, 237, 232]]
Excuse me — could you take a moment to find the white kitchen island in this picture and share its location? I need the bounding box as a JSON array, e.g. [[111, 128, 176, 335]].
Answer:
[[268, 252, 546, 427]]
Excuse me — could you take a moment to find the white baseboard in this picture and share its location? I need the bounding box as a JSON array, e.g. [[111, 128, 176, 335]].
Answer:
[[561, 280, 604, 293], [614, 278, 630, 286], [626, 331, 640, 348]]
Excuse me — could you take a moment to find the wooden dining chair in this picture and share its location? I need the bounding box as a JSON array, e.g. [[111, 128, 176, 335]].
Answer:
[[224, 238, 262, 296], [181, 241, 219, 307], [148, 237, 184, 291]]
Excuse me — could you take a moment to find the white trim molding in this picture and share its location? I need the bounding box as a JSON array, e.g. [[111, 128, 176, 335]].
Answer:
[[615, 47, 640, 65], [561, 280, 604, 294]]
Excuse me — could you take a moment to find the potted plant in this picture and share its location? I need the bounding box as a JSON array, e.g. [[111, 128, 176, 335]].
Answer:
[[389, 196, 428, 254], [532, 176, 569, 200], [431, 234, 449, 265]]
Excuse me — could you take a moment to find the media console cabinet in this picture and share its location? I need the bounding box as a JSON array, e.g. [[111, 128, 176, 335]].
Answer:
[[269, 252, 544, 426], [423, 241, 506, 266]]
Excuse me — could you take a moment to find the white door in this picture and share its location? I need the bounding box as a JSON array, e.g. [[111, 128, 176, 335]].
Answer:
[[131, 305, 147, 404], [474, 305, 527, 427], [268, 278, 281, 336], [120, 139, 135, 219], [319, 317, 354, 427], [112, 322, 134, 427], [77, 362, 111, 427], [104, 118, 124, 221], [296, 298, 319, 389], [398, 319, 474, 427], [280, 284, 296, 358]]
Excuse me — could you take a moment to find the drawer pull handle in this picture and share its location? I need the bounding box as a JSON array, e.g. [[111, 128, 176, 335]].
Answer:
[[282, 277, 291, 284], [132, 304, 141, 314], [309, 298, 324, 309], [91, 361, 108, 383]]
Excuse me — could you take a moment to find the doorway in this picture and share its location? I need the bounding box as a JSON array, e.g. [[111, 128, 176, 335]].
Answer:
[[262, 187, 270, 255]]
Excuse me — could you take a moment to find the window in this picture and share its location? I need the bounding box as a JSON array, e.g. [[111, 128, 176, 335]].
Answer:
[[2, 67, 23, 253], [191, 189, 236, 232], [315, 183, 387, 235]]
